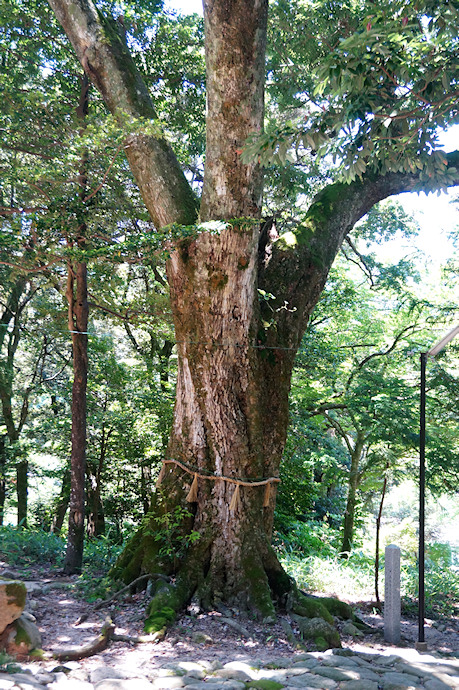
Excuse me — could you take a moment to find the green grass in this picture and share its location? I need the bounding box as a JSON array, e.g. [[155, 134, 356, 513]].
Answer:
[[281, 550, 375, 601], [0, 526, 122, 601], [276, 518, 459, 616]]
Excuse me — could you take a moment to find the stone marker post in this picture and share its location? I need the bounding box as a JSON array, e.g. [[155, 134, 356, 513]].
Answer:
[[384, 544, 401, 644]]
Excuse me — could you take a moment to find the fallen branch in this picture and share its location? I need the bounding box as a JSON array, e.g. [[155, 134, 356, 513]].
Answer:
[[53, 618, 115, 661]]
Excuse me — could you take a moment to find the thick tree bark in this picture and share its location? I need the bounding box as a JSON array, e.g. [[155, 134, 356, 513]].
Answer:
[[114, 0, 297, 619], [118, 0, 292, 619]]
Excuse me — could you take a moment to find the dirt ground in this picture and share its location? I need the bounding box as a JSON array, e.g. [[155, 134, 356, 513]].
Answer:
[[2, 561, 459, 673]]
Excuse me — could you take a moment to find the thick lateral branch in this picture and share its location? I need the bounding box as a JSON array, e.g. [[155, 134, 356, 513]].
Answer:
[[47, 0, 197, 228], [260, 152, 459, 347]]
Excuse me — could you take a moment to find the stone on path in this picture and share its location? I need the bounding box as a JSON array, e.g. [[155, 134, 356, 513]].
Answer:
[[96, 679, 156, 690], [90, 667, 129, 684], [340, 682, 379, 690], [0, 581, 26, 634], [380, 670, 423, 688]]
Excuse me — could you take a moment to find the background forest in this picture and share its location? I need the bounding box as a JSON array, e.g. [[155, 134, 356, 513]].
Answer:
[[0, 0, 458, 619]]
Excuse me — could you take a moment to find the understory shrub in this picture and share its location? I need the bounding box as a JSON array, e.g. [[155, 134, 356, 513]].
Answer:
[[0, 526, 65, 569]]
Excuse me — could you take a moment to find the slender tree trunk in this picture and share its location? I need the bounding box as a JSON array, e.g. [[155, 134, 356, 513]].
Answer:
[[16, 459, 28, 528], [63, 74, 90, 574], [86, 474, 105, 537], [64, 261, 89, 572], [158, 341, 174, 392], [0, 276, 29, 527], [51, 467, 71, 535], [0, 435, 7, 526], [140, 460, 152, 515], [86, 425, 110, 538], [340, 438, 365, 557], [375, 461, 389, 606]]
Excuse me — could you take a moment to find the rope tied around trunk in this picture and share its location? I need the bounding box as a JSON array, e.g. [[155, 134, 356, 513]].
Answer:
[[156, 458, 280, 510]]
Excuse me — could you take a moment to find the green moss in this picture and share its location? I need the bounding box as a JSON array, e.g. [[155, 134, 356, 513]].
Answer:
[[315, 636, 329, 652], [144, 616, 169, 633], [14, 624, 29, 646], [5, 582, 26, 610], [291, 614, 340, 650], [319, 597, 354, 620], [245, 681, 285, 690], [241, 556, 276, 622], [292, 593, 334, 625], [307, 183, 347, 226], [144, 568, 195, 631], [28, 648, 44, 659], [144, 602, 177, 632]]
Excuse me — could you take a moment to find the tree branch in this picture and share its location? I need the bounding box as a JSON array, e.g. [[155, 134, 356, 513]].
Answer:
[[322, 411, 354, 456], [259, 151, 459, 351], [47, 0, 197, 229]]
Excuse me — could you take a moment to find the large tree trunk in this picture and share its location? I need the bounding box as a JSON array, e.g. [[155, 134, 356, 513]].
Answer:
[[114, 0, 299, 620]]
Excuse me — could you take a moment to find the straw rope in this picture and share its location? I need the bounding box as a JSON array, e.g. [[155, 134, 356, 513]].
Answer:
[[156, 458, 280, 510]]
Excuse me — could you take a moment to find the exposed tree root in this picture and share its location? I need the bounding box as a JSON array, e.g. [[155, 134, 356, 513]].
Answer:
[[94, 573, 170, 611], [219, 617, 252, 639], [111, 514, 360, 651], [53, 618, 115, 661], [290, 613, 341, 651], [94, 574, 150, 610], [144, 563, 199, 634], [279, 617, 304, 649], [112, 631, 166, 644]]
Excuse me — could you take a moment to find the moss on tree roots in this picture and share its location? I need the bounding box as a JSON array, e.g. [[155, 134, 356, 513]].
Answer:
[[112, 533, 354, 650]]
